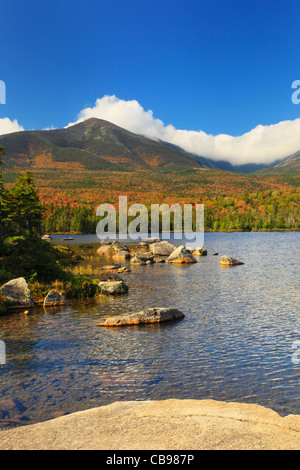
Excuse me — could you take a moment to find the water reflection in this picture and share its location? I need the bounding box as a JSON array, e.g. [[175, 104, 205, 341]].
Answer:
[[0, 232, 299, 428]]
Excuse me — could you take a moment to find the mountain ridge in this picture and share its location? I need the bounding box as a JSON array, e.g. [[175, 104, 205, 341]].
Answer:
[[0, 118, 299, 174], [0, 118, 204, 172]]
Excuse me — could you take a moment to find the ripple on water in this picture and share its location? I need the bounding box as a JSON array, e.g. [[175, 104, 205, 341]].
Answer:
[[0, 232, 299, 427]]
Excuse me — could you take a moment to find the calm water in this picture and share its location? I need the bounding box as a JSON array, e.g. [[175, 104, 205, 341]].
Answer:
[[0, 232, 299, 427]]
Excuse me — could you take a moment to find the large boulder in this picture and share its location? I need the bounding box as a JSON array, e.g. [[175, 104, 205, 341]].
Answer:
[[98, 307, 185, 327], [150, 241, 176, 256], [220, 256, 244, 266], [98, 280, 128, 295], [43, 290, 69, 307], [167, 245, 197, 264], [1, 278, 34, 310]]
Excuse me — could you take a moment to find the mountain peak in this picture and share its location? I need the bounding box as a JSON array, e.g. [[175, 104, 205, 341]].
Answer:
[[0, 118, 204, 172]]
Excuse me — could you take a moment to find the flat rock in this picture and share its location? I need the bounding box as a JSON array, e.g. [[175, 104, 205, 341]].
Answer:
[[220, 256, 244, 266], [150, 241, 176, 256], [98, 307, 184, 327], [167, 245, 197, 264], [100, 265, 122, 271], [98, 280, 128, 295], [1, 399, 300, 450], [43, 290, 69, 307], [0, 278, 34, 310], [141, 238, 161, 244]]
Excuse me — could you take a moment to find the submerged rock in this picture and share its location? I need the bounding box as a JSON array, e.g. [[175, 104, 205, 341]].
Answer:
[[98, 280, 129, 295], [98, 307, 185, 327], [1, 278, 34, 310], [220, 256, 244, 266], [43, 290, 69, 307], [167, 245, 197, 264]]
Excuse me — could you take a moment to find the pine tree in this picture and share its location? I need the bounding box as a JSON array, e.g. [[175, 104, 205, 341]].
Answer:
[[4, 170, 43, 237]]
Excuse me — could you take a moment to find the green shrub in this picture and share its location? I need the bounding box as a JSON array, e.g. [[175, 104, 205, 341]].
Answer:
[[65, 275, 99, 299]]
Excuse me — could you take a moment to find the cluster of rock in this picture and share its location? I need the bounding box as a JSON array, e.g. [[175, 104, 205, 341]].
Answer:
[[0, 238, 245, 317], [97, 239, 245, 269], [0, 277, 69, 314], [97, 239, 198, 265], [97, 241, 131, 260]]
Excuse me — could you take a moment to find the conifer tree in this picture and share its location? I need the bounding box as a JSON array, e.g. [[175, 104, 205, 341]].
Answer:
[[4, 170, 43, 237]]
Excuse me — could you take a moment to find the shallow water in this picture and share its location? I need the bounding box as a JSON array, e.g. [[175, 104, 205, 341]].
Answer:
[[0, 232, 299, 427]]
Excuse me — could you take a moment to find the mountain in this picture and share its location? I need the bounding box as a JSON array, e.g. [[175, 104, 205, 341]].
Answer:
[[255, 151, 300, 174], [0, 118, 204, 172]]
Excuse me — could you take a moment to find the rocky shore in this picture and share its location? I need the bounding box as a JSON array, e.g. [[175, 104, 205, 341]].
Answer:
[[0, 399, 299, 450], [0, 238, 245, 315]]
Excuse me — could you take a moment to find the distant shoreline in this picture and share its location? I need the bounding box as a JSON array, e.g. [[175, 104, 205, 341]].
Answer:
[[45, 229, 300, 236]]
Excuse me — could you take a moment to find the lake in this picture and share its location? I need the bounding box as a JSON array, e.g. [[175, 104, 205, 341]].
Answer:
[[0, 232, 299, 427]]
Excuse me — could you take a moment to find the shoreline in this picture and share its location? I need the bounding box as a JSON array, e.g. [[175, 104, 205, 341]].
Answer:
[[46, 229, 300, 236]]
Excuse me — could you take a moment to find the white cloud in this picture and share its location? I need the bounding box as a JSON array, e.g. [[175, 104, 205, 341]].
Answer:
[[0, 118, 24, 136], [67, 95, 300, 165]]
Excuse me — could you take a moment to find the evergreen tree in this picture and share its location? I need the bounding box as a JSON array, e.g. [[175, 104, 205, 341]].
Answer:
[[4, 170, 43, 237]]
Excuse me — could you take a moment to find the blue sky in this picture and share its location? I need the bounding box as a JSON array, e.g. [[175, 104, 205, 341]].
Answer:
[[1, 0, 300, 164]]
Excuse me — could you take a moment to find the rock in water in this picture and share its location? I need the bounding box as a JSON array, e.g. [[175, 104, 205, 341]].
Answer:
[[112, 251, 131, 260], [97, 244, 112, 254], [100, 265, 122, 271], [141, 238, 161, 244], [98, 307, 185, 327], [192, 248, 207, 256], [98, 280, 128, 295], [1, 278, 34, 310], [130, 252, 155, 265], [130, 255, 146, 265], [150, 241, 176, 256], [220, 256, 244, 266], [167, 245, 197, 264], [44, 290, 69, 307]]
